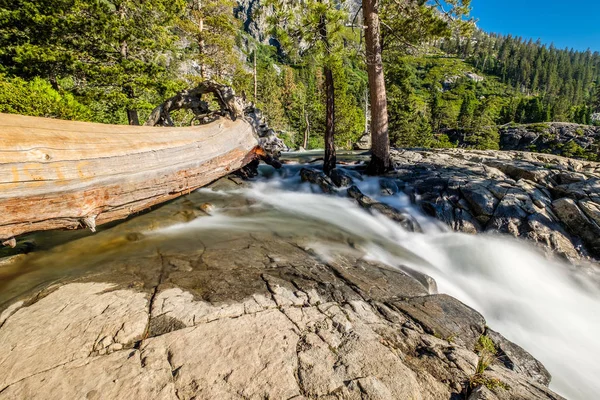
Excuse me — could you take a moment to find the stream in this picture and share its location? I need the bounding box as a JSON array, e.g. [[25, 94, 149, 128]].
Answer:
[[1, 155, 599, 399]]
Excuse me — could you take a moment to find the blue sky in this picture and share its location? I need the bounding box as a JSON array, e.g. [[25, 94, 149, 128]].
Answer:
[[470, 0, 600, 52]]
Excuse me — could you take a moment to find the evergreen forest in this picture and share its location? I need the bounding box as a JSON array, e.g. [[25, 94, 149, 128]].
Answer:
[[1, 0, 600, 153]]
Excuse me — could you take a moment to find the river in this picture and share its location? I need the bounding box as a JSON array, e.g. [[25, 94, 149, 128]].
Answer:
[[1, 155, 599, 399]]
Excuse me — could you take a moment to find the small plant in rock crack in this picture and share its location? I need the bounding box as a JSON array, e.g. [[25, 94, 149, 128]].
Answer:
[[466, 335, 510, 394]]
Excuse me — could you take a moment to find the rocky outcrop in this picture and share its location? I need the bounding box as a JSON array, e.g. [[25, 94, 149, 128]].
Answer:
[[389, 148, 600, 261], [0, 176, 562, 400], [444, 123, 600, 161], [498, 123, 600, 158]]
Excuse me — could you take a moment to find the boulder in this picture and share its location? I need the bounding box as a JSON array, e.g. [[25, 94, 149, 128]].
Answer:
[[552, 197, 600, 256], [353, 132, 372, 150]]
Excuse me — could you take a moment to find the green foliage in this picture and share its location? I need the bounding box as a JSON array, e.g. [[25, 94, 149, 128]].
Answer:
[[464, 127, 500, 150], [469, 374, 510, 391], [561, 141, 587, 159], [468, 334, 509, 393], [473, 334, 497, 374], [0, 75, 91, 120], [0, 0, 187, 123], [530, 123, 550, 133], [441, 31, 600, 125], [179, 0, 241, 80], [476, 335, 497, 355]]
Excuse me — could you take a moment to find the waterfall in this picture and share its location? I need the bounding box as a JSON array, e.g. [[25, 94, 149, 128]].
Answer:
[[158, 165, 600, 399]]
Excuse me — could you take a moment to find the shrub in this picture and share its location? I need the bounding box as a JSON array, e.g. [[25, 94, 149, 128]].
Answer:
[[0, 75, 92, 121], [468, 335, 509, 392], [561, 141, 587, 159]]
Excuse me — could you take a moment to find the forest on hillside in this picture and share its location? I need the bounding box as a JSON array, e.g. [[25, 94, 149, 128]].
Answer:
[[1, 0, 600, 155]]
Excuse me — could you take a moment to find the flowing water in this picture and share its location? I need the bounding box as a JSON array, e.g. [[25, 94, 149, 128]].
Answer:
[[1, 158, 599, 399]]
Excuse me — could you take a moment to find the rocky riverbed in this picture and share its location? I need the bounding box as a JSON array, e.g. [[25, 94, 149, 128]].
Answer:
[[1, 149, 597, 400], [388, 148, 600, 263]]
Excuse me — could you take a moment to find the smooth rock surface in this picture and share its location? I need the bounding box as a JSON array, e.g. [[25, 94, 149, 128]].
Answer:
[[0, 174, 566, 400]]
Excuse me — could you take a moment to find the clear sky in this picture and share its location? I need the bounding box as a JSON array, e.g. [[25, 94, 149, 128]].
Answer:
[[470, 0, 600, 52]]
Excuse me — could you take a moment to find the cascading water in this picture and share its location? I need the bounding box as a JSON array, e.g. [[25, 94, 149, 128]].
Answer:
[[155, 164, 600, 400], [2, 161, 598, 399]]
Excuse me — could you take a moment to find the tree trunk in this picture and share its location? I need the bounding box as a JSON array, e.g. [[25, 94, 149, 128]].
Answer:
[[145, 81, 245, 127], [323, 65, 336, 175], [124, 83, 140, 126], [253, 50, 258, 104], [319, 12, 336, 176], [303, 106, 310, 149], [127, 109, 140, 126], [362, 0, 392, 175], [199, 17, 206, 79], [364, 87, 369, 134], [0, 114, 260, 243]]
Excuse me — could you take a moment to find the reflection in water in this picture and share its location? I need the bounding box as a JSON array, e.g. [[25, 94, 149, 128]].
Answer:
[[1, 162, 599, 399]]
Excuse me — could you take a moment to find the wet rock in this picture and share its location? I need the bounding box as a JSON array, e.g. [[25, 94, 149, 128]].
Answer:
[[525, 214, 581, 260], [389, 148, 600, 261], [347, 185, 422, 232], [379, 178, 400, 196], [198, 202, 215, 214], [454, 208, 483, 234], [578, 199, 600, 227], [487, 329, 551, 386], [300, 168, 337, 193], [461, 183, 499, 222], [329, 168, 354, 187]]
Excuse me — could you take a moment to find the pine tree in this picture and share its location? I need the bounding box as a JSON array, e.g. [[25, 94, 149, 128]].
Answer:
[[363, 0, 472, 174], [457, 93, 475, 128], [594, 81, 600, 112], [267, 0, 348, 175], [178, 0, 240, 81], [429, 84, 443, 132], [0, 0, 186, 124]]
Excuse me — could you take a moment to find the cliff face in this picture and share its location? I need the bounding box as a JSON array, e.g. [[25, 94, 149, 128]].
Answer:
[[235, 0, 271, 43], [235, 0, 362, 43]]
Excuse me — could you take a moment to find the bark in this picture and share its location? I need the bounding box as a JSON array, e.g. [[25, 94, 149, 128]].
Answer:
[[362, 0, 392, 175], [125, 85, 140, 126], [127, 109, 140, 126], [323, 65, 336, 175], [303, 106, 310, 149], [318, 11, 336, 176], [253, 50, 258, 104], [0, 113, 260, 242], [198, 18, 207, 78], [145, 81, 245, 127]]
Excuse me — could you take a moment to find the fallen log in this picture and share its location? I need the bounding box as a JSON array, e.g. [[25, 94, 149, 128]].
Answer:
[[0, 113, 260, 243]]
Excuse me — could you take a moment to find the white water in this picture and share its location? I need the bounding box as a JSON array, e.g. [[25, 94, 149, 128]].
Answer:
[[158, 165, 600, 400]]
